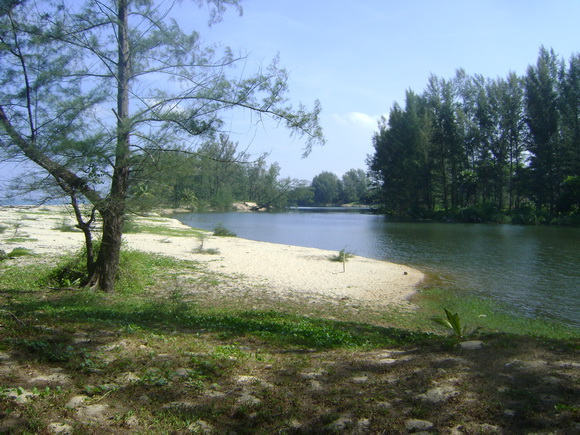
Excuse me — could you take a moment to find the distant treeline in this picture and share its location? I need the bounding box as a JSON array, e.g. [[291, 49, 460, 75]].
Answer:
[[287, 169, 371, 206], [129, 135, 297, 211], [130, 135, 372, 209], [367, 47, 580, 224]]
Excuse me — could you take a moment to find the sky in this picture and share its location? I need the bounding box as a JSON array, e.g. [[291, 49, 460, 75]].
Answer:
[[178, 0, 580, 181], [1, 0, 580, 195]]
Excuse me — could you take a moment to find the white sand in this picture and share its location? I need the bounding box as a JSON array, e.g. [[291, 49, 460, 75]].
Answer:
[[0, 205, 424, 307]]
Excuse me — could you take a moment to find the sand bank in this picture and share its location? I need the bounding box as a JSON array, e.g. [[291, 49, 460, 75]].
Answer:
[[0, 205, 424, 307]]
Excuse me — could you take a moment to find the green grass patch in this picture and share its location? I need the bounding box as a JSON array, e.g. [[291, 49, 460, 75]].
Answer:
[[416, 288, 578, 340], [8, 291, 435, 350], [4, 237, 37, 243], [40, 247, 197, 294], [123, 220, 202, 237]]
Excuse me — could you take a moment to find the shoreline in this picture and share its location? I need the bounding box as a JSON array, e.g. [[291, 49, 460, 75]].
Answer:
[[0, 205, 425, 308]]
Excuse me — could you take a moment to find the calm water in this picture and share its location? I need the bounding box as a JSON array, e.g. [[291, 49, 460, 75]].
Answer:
[[174, 208, 580, 329]]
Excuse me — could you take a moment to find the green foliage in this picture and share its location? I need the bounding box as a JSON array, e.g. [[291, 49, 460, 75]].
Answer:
[[42, 244, 172, 293], [11, 338, 75, 362], [330, 249, 355, 263], [311, 171, 340, 204], [368, 48, 580, 222], [431, 308, 482, 339], [557, 176, 580, 214], [432, 309, 474, 339], [213, 224, 236, 237]]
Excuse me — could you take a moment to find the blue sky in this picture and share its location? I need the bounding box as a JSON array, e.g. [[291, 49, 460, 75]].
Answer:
[[183, 0, 580, 181], [2, 0, 580, 195]]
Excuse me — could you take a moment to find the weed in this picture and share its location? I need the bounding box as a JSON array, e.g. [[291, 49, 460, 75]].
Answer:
[[330, 249, 354, 263], [53, 219, 78, 232], [213, 223, 236, 237], [193, 233, 221, 254], [11, 338, 75, 362], [432, 308, 479, 339]]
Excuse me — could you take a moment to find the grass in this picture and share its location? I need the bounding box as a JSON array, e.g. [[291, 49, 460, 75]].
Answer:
[[416, 288, 577, 340], [123, 219, 203, 237], [0, 226, 578, 432]]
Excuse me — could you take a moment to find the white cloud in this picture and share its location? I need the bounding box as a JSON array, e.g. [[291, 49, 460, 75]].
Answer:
[[331, 112, 381, 130]]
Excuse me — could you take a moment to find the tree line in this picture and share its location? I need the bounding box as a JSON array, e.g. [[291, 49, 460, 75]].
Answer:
[[132, 139, 371, 209], [288, 169, 371, 206], [129, 134, 299, 211], [368, 47, 580, 224]]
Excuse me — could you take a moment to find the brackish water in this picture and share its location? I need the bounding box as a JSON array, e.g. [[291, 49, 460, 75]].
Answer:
[[174, 208, 580, 329]]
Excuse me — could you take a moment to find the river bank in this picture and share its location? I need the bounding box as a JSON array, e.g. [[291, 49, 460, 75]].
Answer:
[[0, 205, 424, 308]]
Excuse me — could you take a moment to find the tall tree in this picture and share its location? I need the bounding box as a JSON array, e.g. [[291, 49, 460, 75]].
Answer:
[[497, 72, 526, 209], [0, 0, 323, 292], [311, 171, 340, 205], [340, 168, 368, 204], [524, 47, 562, 212], [559, 53, 580, 177]]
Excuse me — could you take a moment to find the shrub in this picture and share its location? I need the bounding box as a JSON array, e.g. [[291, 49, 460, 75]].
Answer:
[[213, 224, 236, 237], [330, 249, 354, 263], [42, 242, 159, 293]]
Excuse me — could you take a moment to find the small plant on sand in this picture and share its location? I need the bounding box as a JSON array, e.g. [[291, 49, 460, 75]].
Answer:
[[330, 249, 354, 272], [53, 218, 78, 232], [213, 223, 236, 237], [432, 308, 479, 339], [191, 233, 220, 255], [330, 249, 354, 263]]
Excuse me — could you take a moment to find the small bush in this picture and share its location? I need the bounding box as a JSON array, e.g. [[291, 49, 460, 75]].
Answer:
[[330, 249, 354, 263], [53, 219, 79, 232], [213, 224, 236, 237], [42, 242, 162, 293]]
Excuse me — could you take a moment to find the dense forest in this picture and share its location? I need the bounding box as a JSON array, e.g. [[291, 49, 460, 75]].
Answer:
[[367, 47, 580, 224]]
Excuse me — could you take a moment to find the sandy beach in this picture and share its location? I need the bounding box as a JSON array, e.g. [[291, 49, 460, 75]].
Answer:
[[0, 205, 424, 307]]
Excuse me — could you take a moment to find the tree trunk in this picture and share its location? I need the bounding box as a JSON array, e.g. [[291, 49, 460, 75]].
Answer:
[[88, 0, 131, 293], [89, 206, 125, 292]]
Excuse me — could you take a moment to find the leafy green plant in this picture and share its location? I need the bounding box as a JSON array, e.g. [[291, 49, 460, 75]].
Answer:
[[330, 249, 354, 263], [432, 308, 479, 339], [330, 249, 354, 272], [213, 223, 236, 237]]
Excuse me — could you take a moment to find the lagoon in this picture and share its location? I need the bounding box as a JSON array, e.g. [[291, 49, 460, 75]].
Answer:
[[174, 208, 580, 329]]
